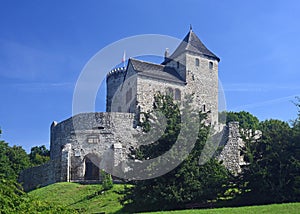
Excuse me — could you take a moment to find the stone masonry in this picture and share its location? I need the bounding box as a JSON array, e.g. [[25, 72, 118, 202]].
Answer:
[[19, 29, 247, 191]]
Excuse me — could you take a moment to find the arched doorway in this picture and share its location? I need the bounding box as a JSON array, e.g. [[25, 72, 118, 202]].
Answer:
[[84, 154, 101, 180]]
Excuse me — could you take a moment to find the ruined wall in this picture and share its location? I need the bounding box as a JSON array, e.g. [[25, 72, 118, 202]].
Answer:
[[19, 160, 61, 192], [50, 112, 139, 181], [217, 122, 246, 174]]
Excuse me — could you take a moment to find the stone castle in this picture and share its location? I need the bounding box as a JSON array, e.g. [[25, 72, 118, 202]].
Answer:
[[20, 29, 247, 191]]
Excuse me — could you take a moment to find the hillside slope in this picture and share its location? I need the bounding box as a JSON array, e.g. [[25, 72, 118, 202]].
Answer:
[[28, 183, 300, 214], [28, 182, 125, 213]]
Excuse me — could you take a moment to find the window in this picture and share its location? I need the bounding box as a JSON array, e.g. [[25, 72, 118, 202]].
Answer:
[[87, 136, 99, 144], [177, 61, 179, 68], [209, 61, 213, 69], [202, 104, 206, 112], [175, 89, 181, 100], [167, 87, 174, 98], [126, 88, 132, 104], [195, 58, 200, 67]]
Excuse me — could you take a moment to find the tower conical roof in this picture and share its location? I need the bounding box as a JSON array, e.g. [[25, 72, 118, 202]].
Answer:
[[164, 29, 220, 63]]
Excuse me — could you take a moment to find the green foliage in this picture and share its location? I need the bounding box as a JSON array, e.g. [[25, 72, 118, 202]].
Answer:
[[29, 145, 50, 166], [0, 136, 31, 180], [225, 111, 259, 130], [0, 178, 73, 213], [237, 119, 300, 204], [100, 170, 113, 190], [122, 94, 230, 212], [0, 178, 25, 212], [136, 93, 181, 159]]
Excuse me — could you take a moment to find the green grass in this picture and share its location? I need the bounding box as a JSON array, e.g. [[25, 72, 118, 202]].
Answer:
[[141, 203, 300, 214], [28, 182, 126, 213], [28, 183, 300, 214]]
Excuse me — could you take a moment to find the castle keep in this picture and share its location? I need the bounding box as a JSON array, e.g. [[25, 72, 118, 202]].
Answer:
[[19, 29, 246, 191]]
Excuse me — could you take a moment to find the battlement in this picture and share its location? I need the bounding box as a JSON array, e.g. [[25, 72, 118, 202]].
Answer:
[[106, 66, 126, 78]]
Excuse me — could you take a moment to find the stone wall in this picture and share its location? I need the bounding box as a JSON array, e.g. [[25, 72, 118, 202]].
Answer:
[[19, 160, 61, 192], [136, 75, 185, 114], [217, 122, 246, 174], [106, 67, 126, 112], [185, 53, 219, 124], [50, 112, 139, 181]]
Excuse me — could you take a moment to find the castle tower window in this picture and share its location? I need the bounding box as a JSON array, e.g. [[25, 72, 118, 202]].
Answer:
[[203, 104, 206, 112], [175, 89, 181, 100], [126, 88, 132, 104], [195, 58, 200, 67], [209, 61, 213, 69], [167, 87, 174, 98], [177, 61, 179, 68], [87, 136, 100, 144]]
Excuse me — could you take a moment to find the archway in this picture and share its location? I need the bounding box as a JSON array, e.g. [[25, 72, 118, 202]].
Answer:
[[84, 154, 101, 180]]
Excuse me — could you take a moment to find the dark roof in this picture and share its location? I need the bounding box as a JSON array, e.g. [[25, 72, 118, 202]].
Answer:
[[128, 58, 185, 84], [163, 29, 220, 63]]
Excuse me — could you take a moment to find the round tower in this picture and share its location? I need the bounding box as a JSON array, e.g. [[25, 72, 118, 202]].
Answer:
[[106, 67, 126, 112]]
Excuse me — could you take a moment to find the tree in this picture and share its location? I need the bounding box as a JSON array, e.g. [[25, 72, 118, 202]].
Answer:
[[29, 145, 50, 166], [225, 111, 259, 130], [122, 94, 229, 212], [238, 119, 300, 204], [0, 131, 31, 180]]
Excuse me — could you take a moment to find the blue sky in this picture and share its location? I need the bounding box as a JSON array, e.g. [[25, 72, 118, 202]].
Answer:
[[0, 0, 300, 152]]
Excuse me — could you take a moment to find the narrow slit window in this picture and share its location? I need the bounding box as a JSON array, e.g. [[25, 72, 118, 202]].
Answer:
[[167, 87, 174, 98], [195, 58, 200, 67], [175, 89, 181, 100], [209, 61, 213, 69]]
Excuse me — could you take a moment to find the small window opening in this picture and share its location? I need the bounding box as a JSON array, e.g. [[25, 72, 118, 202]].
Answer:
[[177, 61, 180, 68], [175, 89, 181, 100], [92, 126, 104, 130], [203, 104, 206, 112], [167, 87, 174, 98], [209, 61, 213, 69], [87, 136, 100, 144], [126, 88, 132, 104], [195, 58, 200, 67]]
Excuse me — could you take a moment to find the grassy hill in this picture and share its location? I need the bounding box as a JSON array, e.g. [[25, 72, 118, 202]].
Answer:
[[142, 203, 300, 214], [28, 182, 126, 213], [28, 182, 300, 214]]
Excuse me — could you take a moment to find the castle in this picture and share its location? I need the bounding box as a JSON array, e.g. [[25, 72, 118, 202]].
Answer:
[[19, 29, 246, 191]]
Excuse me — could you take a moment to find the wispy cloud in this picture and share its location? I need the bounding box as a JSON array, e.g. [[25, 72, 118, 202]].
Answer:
[[223, 83, 300, 92], [232, 94, 299, 111], [0, 39, 76, 81], [2, 82, 75, 92]]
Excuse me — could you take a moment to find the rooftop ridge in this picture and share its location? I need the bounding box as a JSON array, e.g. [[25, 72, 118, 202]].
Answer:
[[129, 57, 165, 68], [163, 29, 220, 64]]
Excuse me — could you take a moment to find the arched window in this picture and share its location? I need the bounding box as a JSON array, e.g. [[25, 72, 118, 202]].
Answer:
[[195, 58, 200, 67], [175, 89, 181, 100], [209, 61, 213, 69], [167, 87, 174, 98]]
